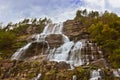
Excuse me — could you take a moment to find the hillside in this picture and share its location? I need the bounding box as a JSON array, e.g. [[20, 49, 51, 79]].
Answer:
[[0, 10, 120, 80]]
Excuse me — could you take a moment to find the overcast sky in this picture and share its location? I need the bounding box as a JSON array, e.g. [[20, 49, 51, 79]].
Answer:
[[0, 0, 120, 24]]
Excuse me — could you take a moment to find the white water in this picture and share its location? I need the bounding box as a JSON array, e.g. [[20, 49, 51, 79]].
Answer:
[[11, 43, 32, 60], [33, 23, 66, 42], [48, 41, 74, 62], [113, 69, 120, 77], [11, 22, 88, 68], [73, 75, 77, 80], [90, 69, 101, 80], [69, 41, 83, 66], [48, 40, 87, 68], [11, 23, 64, 60], [32, 73, 41, 80]]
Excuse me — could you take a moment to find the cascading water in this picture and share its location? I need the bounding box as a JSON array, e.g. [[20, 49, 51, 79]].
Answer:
[[11, 43, 32, 60], [69, 41, 83, 66], [113, 69, 120, 77], [90, 69, 101, 80], [11, 22, 89, 68], [48, 41, 74, 62], [73, 75, 77, 80]]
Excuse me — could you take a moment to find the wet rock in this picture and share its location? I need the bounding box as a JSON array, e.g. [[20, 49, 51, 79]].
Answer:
[[45, 34, 64, 48], [19, 41, 49, 60]]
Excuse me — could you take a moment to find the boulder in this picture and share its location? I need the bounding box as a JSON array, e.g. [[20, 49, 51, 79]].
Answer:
[[45, 34, 64, 48]]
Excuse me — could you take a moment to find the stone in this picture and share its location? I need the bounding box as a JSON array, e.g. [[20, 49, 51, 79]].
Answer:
[[56, 62, 70, 69], [91, 58, 108, 68], [19, 41, 49, 60], [63, 20, 89, 41], [45, 34, 64, 48]]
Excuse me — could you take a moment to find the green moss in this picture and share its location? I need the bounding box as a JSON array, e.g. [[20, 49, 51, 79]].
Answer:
[[26, 73, 36, 79], [76, 67, 90, 80]]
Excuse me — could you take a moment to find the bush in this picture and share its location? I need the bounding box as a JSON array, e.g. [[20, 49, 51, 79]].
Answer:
[[109, 48, 120, 68], [0, 30, 16, 49]]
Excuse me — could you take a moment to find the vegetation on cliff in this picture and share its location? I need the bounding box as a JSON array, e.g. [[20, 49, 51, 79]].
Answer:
[[0, 9, 120, 80], [74, 9, 120, 68], [0, 18, 48, 60]]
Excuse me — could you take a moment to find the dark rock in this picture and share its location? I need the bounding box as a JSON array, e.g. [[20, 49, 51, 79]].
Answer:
[[19, 41, 49, 60], [56, 62, 70, 69], [45, 34, 64, 48]]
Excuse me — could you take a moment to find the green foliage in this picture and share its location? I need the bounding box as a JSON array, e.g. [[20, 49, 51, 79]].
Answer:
[[26, 73, 36, 79], [0, 30, 16, 49], [74, 9, 120, 68], [109, 48, 120, 68], [102, 40, 119, 53], [0, 17, 48, 59], [13, 24, 29, 35], [76, 67, 90, 80], [0, 30, 16, 58], [86, 10, 120, 68]]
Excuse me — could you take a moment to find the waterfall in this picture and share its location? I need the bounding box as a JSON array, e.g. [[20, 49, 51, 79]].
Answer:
[[69, 41, 83, 66], [90, 69, 101, 80], [113, 69, 120, 77], [48, 41, 74, 62], [11, 23, 65, 60], [11, 22, 86, 68], [11, 43, 32, 60], [48, 40, 88, 67], [62, 34, 70, 43], [73, 75, 77, 80]]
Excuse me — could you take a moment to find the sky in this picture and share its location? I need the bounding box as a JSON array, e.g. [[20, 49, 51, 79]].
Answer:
[[0, 0, 120, 25]]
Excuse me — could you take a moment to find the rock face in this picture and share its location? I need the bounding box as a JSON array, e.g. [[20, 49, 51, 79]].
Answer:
[[20, 24, 44, 35], [26, 25, 41, 34], [81, 40, 103, 61], [19, 41, 49, 60], [63, 20, 89, 41], [45, 34, 64, 48], [91, 58, 108, 68], [3, 20, 119, 80]]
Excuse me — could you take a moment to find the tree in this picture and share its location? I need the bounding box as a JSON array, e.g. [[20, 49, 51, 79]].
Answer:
[[109, 48, 120, 68], [103, 40, 118, 53], [74, 10, 83, 21], [102, 24, 119, 40], [31, 18, 37, 24], [88, 22, 103, 38], [22, 19, 29, 24], [82, 9, 87, 16]]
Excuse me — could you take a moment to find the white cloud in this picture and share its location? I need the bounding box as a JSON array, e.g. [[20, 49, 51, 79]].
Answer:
[[84, 0, 105, 7], [108, 0, 120, 8], [0, 0, 120, 25]]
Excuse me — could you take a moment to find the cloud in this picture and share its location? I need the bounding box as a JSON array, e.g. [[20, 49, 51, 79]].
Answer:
[[0, 0, 120, 25], [108, 0, 120, 8]]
